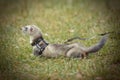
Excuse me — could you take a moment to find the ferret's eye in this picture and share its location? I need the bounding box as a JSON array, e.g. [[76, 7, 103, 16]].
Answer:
[[25, 27, 28, 31]]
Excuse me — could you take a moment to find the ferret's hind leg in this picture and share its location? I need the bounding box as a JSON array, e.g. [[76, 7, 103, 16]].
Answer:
[[81, 52, 88, 59], [66, 47, 82, 58]]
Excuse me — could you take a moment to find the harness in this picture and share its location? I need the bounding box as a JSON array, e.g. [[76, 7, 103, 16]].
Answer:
[[31, 37, 49, 55]]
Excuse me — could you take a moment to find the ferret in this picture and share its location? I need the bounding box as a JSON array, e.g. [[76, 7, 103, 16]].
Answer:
[[21, 25, 108, 58]]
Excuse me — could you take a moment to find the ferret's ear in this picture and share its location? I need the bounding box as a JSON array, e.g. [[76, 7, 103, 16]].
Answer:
[[30, 27, 33, 32]]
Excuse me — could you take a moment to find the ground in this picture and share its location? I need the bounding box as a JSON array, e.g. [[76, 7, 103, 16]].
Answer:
[[0, 0, 120, 80]]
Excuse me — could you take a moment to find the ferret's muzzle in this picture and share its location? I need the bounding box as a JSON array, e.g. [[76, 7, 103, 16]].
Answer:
[[21, 27, 28, 33]]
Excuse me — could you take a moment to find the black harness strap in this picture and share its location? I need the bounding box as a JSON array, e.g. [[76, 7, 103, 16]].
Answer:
[[31, 37, 49, 55]]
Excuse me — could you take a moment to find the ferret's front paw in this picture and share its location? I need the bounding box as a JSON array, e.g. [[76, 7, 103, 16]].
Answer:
[[33, 51, 40, 56]]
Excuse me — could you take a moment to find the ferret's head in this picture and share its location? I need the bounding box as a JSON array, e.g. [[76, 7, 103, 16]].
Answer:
[[21, 25, 42, 38]]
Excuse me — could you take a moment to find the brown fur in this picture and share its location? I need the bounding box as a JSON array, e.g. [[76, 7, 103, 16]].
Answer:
[[21, 25, 108, 58]]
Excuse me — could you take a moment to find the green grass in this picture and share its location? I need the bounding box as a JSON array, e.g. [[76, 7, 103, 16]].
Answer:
[[0, 0, 120, 80]]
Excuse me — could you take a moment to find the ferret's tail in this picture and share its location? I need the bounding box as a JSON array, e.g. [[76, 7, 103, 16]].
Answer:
[[85, 34, 108, 54]]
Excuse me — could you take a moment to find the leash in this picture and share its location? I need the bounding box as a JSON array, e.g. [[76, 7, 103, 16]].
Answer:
[[64, 31, 119, 43]]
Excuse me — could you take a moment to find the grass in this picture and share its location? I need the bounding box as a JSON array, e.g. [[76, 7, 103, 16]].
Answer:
[[0, 0, 120, 80]]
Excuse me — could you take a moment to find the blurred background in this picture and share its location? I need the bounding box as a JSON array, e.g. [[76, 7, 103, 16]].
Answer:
[[0, 0, 120, 80]]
